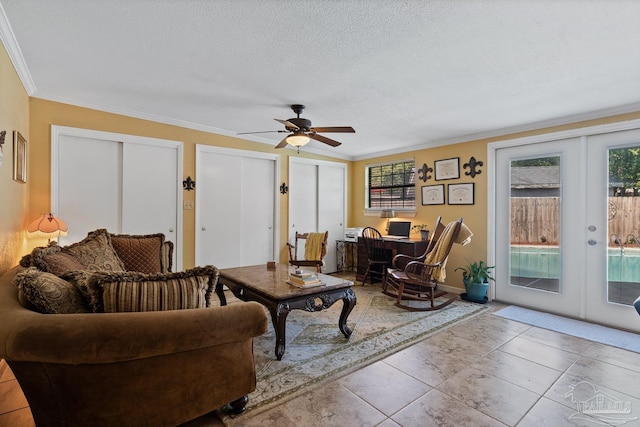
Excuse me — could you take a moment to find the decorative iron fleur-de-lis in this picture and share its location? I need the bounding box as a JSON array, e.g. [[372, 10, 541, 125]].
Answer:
[[280, 182, 288, 194], [183, 176, 196, 191], [463, 157, 483, 178], [418, 163, 433, 182]]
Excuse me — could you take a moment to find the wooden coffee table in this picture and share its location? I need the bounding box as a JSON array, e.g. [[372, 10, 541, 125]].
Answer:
[[217, 263, 356, 360]]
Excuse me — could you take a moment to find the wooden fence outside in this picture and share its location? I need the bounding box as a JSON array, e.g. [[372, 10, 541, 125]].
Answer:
[[510, 197, 640, 246]]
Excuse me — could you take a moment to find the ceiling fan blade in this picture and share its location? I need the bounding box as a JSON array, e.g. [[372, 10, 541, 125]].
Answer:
[[311, 126, 355, 133], [309, 133, 342, 147], [237, 130, 287, 135], [275, 136, 290, 149], [274, 118, 299, 130]]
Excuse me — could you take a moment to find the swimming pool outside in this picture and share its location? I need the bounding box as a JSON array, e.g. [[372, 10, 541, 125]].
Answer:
[[510, 246, 640, 283]]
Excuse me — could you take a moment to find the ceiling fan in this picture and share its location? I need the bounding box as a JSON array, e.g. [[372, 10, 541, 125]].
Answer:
[[238, 104, 355, 152]]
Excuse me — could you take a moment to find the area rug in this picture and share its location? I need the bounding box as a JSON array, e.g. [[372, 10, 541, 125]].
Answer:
[[493, 306, 640, 353], [220, 284, 489, 425]]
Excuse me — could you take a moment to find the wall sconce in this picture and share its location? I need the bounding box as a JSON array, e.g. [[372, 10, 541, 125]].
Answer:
[[380, 209, 396, 232], [27, 213, 68, 243]]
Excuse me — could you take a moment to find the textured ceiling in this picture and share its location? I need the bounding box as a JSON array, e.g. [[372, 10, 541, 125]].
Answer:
[[2, 0, 640, 159]]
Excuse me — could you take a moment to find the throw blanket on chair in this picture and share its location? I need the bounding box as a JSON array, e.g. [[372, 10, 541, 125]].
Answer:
[[425, 222, 473, 283], [304, 232, 325, 261]]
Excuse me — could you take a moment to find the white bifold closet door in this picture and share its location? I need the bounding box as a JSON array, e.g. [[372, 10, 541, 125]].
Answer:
[[51, 126, 182, 270]]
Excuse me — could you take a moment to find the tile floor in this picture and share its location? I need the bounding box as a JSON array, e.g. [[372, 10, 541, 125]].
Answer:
[[2, 301, 640, 426]]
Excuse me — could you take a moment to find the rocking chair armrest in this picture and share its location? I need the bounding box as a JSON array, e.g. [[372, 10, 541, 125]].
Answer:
[[391, 253, 426, 269], [404, 260, 444, 277]]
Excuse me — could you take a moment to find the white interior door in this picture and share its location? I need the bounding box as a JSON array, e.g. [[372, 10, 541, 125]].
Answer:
[[51, 126, 183, 270], [54, 134, 122, 243], [195, 145, 278, 269], [122, 142, 179, 238], [289, 158, 346, 273], [318, 163, 346, 273]]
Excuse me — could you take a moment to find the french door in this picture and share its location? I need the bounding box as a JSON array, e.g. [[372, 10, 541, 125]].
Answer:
[[493, 127, 640, 332]]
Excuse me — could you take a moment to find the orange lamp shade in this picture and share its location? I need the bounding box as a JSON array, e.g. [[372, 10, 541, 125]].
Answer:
[[27, 213, 68, 239]]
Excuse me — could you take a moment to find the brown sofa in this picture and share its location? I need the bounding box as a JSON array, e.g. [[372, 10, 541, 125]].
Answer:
[[0, 230, 269, 427]]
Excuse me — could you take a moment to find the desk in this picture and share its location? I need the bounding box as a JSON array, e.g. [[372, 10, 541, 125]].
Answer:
[[218, 264, 356, 360], [356, 237, 429, 283]]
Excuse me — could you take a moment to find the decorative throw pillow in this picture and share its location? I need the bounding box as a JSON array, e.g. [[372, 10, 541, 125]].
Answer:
[[23, 242, 87, 275], [110, 233, 166, 274], [14, 267, 91, 314], [62, 229, 125, 272], [86, 265, 220, 313]]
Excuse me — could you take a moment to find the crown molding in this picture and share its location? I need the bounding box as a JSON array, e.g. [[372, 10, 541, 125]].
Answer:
[[351, 102, 640, 161], [0, 3, 36, 94], [32, 91, 355, 161]]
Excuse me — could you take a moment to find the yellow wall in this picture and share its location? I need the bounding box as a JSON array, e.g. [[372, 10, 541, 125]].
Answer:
[[28, 98, 348, 268], [0, 42, 30, 275], [3, 36, 639, 278], [349, 111, 640, 291]]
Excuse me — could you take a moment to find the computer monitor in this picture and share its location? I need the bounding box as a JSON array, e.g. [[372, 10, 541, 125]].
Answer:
[[387, 221, 411, 238]]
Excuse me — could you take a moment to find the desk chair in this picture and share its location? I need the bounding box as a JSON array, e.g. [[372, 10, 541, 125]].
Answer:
[[287, 231, 328, 273], [361, 227, 393, 286]]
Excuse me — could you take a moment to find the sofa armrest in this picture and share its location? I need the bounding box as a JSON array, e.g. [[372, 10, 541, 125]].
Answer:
[[4, 301, 268, 365]]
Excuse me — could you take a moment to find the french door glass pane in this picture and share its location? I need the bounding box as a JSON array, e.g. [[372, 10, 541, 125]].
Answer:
[[510, 156, 561, 293], [607, 146, 640, 305]]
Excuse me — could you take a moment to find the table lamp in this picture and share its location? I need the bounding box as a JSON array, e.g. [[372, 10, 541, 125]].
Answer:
[[380, 209, 396, 232], [27, 213, 68, 243]]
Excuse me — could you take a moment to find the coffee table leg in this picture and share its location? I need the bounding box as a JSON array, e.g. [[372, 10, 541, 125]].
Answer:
[[269, 303, 290, 360], [339, 288, 357, 338]]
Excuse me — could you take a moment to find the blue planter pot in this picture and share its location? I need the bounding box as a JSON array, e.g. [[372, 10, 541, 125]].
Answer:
[[464, 280, 489, 302]]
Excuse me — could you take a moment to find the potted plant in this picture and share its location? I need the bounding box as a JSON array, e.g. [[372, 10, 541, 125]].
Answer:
[[455, 260, 495, 303], [411, 224, 429, 240]]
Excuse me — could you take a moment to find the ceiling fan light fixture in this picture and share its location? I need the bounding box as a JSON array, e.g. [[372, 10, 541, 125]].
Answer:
[[286, 133, 310, 147]]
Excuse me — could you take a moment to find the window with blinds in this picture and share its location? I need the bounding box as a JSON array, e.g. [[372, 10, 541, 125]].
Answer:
[[366, 160, 416, 209]]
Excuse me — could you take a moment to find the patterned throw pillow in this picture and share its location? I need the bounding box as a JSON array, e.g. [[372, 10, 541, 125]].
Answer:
[[26, 242, 87, 275], [86, 265, 220, 313], [110, 233, 166, 273], [14, 267, 91, 314], [62, 229, 125, 272]]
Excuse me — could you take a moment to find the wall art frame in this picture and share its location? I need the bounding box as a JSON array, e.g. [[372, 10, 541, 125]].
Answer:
[[421, 184, 445, 205], [434, 157, 460, 180], [13, 130, 27, 183], [448, 182, 474, 205]]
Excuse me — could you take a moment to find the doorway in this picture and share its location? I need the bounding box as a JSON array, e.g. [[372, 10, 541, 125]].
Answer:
[[490, 123, 640, 332]]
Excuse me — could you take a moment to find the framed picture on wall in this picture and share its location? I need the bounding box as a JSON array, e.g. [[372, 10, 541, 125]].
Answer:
[[13, 131, 27, 183], [448, 183, 474, 205], [421, 184, 445, 205], [434, 157, 460, 180]]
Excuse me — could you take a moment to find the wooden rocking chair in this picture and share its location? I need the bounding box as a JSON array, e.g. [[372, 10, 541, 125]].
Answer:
[[381, 217, 444, 284], [287, 231, 328, 273], [383, 218, 465, 311]]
